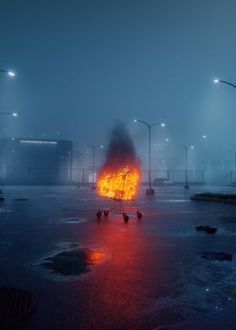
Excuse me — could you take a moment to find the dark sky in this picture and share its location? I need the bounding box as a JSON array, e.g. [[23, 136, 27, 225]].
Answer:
[[1, 0, 236, 156]]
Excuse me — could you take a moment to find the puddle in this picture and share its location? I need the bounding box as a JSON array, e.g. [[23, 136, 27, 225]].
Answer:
[[49, 217, 87, 224], [38, 245, 108, 279], [62, 217, 87, 224], [198, 251, 233, 261]]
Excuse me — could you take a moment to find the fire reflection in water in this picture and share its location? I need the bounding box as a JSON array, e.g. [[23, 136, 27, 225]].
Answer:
[[85, 249, 107, 264], [77, 223, 161, 329]]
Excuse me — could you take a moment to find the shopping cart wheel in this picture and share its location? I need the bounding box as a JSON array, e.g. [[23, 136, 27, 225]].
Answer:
[[136, 211, 142, 219], [104, 210, 109, 217], [123, 213, 129, 223], [96, 210, 102, 218]]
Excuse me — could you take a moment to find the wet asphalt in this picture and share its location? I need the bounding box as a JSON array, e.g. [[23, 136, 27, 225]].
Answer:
[[0, 185, 236, 330]]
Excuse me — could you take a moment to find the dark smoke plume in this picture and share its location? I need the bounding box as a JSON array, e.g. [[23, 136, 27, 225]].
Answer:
[[100, 122, 140, 171]]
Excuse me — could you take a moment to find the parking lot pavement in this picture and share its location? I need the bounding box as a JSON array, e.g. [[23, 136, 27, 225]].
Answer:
[[0, 185, 236, 330]]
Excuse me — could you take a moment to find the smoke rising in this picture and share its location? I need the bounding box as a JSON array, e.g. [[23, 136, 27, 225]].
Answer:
[[100, 122, 140, 171]]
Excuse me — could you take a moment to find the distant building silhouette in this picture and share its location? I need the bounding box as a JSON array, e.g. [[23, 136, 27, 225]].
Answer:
[[0, 138, 72, 185]]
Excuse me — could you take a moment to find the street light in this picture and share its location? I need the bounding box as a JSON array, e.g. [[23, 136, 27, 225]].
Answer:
[[179, 145, 195, 189], [88, 144, 104, 189], [0, 69, 16, 201], [180, 145, 189, 189], [134, 119, 166, 195], [0, 68, 16, 78], [213, 78, 236, 89], [0, 112, 18, 117]]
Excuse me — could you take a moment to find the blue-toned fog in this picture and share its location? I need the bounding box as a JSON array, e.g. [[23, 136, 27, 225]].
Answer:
[[0, 0, 236, 182]]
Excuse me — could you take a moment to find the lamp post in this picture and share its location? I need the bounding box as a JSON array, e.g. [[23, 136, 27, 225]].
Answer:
[[180, 145, 189, 189], [179, 145, 194, 189], [0, 112, 18, 200], [0, 68, 16, 200], [213, 79, 236, 89], [66, 150, 73, 184], [0, 112, 18, 117], [213, 79, 236, 180], [0, 69, 15, 78], [134, 119, 165, 195], [88, 145, 104, 189]]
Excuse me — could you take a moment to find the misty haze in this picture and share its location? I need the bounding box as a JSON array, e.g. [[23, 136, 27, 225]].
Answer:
[[0, 1, 236, 330]]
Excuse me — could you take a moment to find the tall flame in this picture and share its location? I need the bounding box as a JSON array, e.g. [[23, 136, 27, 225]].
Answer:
[[97, 166, 140, 200], [97, 123, 141, 200]]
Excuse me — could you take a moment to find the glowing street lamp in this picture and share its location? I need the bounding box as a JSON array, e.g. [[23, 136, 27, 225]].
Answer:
[[7, 71, 15, 77], [179, 145, 195, 189], [0, 68, 16, 78], [213, 78, 236, 89], [0, 68, 16, 201], [0, 112, 18, 117], [134, 119, 166, 195]]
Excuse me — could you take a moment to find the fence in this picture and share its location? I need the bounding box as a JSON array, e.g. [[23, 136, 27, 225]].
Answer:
[[2, 165, 235, 186], [73, 168, 205, 186]]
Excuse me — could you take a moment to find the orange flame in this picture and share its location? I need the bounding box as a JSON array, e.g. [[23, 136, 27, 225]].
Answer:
[[97, 166, 140, 200]]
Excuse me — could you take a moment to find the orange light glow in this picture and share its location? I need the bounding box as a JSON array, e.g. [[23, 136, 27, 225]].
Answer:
[[86, 250, 108, 264], [97, 166, 140, 200]]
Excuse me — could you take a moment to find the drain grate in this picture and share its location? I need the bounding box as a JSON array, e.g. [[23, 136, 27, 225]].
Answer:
[[0, 288, 37, 328]]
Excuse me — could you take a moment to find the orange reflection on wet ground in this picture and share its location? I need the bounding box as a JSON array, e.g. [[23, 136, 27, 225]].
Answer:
[[76, 219, 163, 329], [85, 249, 107, 264]]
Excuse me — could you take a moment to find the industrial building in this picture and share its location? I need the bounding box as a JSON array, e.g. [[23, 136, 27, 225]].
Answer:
[[0, 138, 72, 185]]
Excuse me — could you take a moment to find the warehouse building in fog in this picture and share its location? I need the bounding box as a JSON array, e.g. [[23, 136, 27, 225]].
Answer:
[[0, 138, 72, 185]]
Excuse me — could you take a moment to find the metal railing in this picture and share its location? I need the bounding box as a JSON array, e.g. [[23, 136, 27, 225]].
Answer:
[[1, 165, 235, 186]]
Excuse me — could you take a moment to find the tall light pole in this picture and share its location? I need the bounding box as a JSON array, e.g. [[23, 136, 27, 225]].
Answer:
[[179, 145, 194, 189], [134, 119, 165, 195], [0, 69, 15, 78], [88, 145, 104, 189], [0, 68, 16, 200], [213, 78, 236, 89], [213, 78, 236, 181], [0, 112, 18, 117], [0, 112, 18, 200], [180, 145, 189, 189]]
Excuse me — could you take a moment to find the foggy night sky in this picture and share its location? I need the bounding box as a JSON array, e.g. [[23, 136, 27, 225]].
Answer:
[[0, 0, 236, 156]]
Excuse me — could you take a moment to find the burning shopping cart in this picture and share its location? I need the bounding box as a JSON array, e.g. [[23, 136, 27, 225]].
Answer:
[[96, 166, 142, 223]]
